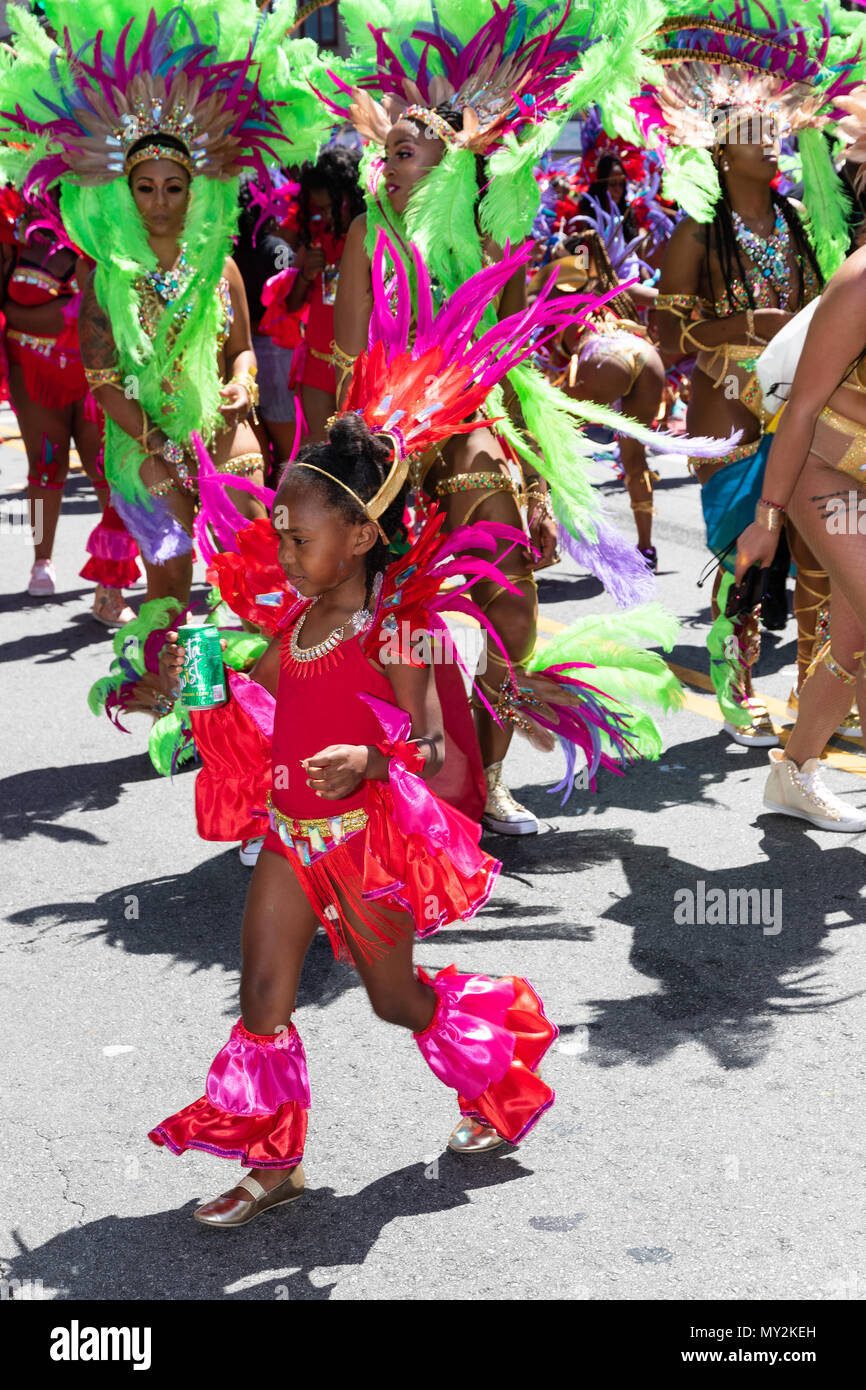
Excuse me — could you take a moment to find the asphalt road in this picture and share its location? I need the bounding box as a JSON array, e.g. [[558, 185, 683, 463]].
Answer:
[[2, 409, 864, 1303]]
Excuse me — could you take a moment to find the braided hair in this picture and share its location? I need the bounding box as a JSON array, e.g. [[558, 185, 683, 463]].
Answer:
[[297, 147, 364, 246], [285, 415, 407, 604], [706, 163, 823, 314], [563, 227, 638, 320]]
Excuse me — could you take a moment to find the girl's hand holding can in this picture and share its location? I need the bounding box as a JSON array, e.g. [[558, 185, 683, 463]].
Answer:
[[158, 630, 184, 697]]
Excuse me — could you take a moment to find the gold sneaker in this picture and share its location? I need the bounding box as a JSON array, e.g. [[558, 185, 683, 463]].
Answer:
[[481, 761, 538, 836], [723, 699, 779, 748]]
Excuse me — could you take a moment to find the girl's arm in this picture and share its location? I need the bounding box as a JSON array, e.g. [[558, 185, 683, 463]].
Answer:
[[303, 658, 445, 800], [332, 213, 372, 405], [736, 247, 866, 578]]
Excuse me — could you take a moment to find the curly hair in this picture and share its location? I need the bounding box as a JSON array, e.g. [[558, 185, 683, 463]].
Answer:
[[279, 415, 407, 603], [297, 147, 365, 246]]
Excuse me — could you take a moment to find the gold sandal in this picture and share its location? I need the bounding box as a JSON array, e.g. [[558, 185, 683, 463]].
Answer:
[[193, 1164, 305, 1228]]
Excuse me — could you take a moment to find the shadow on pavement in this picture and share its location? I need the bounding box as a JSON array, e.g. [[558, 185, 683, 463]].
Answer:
[[0, 610, 124, 665], [0, 752, 164, 844], [3, 1154, 532, 1301], [582, 827, 866, 1071]]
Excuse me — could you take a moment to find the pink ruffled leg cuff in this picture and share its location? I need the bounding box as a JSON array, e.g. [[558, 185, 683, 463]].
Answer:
[[414, 965, 558, 1145], [148, 1020, 309, 1168]]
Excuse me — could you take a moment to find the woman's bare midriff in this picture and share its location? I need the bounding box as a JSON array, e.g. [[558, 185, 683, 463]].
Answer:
[[687, 367, 762, 449]]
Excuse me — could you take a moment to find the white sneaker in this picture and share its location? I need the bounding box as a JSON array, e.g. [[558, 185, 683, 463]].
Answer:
[[27, 559, 56, 596], [763, 749, 866, 831], [239, 836, 265, 867], [481, 761, 538, 835]]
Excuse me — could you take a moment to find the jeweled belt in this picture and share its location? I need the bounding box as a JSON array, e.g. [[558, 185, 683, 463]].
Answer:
[[265, 791, 368, 864]]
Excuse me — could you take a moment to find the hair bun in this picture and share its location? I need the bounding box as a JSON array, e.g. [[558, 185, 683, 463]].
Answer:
[[328, 414, 389, 475]]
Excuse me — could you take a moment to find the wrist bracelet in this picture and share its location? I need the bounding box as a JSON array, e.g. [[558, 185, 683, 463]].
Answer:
[[755, 502, 783, 533], [758, 497, 786, 513]]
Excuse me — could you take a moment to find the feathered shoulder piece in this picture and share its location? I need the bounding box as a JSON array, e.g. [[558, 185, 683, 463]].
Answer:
[[360, 508, 525, 670], [208, 518, 306, 636]]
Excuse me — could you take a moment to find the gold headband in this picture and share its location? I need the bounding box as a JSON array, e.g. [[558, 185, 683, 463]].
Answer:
[[292, 434, 410, 544], [125, 142, 196, 178]]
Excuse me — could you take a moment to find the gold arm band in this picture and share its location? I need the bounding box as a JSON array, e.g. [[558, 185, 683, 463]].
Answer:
[[219, 452, 265, 477], [84, 366, 122, 389], [330, 339, 359, 399], [755, 501, 783, 533], [655, 293, 698, 315], [231, 367, 259, 422], [330, 340, 358, 372], [436, 471, 521, 497]]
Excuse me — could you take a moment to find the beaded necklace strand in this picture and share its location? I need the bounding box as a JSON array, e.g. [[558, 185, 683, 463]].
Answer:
[[731, 208, 792, 309]]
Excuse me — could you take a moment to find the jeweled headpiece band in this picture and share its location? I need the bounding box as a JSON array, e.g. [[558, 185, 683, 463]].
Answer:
[[124, 140, 196, 178], [403, 106, 463, 148]]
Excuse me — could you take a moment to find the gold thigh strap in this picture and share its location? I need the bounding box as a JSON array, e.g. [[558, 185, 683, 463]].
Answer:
[[219, 452, 265, 477]]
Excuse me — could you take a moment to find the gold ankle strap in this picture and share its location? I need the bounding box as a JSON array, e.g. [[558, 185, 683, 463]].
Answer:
[[823, 645, 857, 685]]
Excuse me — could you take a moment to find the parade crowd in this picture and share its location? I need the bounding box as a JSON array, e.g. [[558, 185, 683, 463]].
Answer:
[[3, 0, 866, 1228]]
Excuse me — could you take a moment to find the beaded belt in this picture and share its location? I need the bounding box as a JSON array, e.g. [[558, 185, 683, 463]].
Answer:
[[6, 328, 70, 361], [687, 439, 760, 484], [266, 792, 368, 864]]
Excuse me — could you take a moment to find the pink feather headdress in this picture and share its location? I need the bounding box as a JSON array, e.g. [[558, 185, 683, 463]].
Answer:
[[634, 3, 862, 152], [318, 0, 595, 152]]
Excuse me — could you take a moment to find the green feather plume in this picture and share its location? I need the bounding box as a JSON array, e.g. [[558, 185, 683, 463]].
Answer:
[[798, 125, 851, 281]]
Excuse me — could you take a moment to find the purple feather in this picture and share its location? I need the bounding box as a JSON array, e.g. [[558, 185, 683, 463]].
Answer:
[[556, 516, 656, 609], [111, 493, 192, 565]]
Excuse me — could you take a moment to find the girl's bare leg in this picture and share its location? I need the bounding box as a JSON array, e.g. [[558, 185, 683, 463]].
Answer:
[[198, 850, 321, 1207]]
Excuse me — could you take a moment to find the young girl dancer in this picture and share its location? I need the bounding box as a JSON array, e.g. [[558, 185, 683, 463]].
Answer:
[[146, 241, 598, 1219], [149, 423, 558, 1226]]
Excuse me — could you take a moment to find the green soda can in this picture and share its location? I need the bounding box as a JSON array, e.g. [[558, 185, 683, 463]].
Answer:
[[177, 625, 227, 710]]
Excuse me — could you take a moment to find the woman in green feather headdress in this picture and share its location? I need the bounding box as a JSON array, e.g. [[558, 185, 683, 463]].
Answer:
[[321, 0, 672, 840], [0, 0, 331, 615]]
